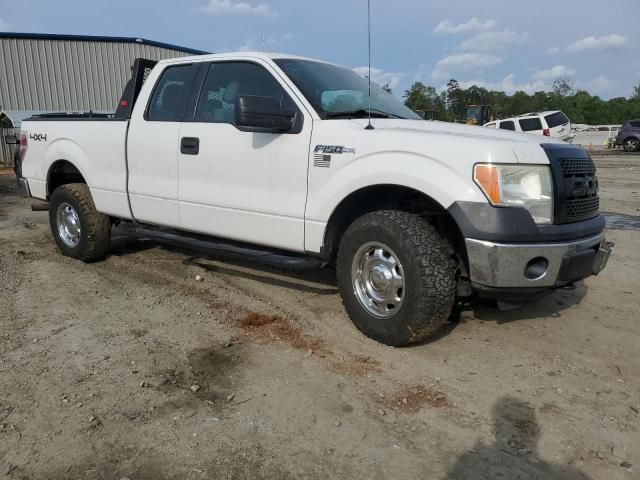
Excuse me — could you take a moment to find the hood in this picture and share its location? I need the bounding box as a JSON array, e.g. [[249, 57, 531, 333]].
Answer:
[[349, 118, 566, 146]]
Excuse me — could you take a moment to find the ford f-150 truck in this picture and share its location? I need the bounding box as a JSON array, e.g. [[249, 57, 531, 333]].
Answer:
[[17, 52, 613, 346]]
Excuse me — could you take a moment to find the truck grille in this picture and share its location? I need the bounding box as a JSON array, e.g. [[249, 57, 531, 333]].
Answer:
[[559, 158, 595, 176], [543, 145, 600, 224]]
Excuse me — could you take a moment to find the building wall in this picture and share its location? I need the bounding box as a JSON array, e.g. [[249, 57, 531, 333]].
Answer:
[[0, 38, 194, 113]]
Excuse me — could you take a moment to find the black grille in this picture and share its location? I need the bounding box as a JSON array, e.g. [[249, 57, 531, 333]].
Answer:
[[566, 196, 600, 218], [559, 158, 595, 176], [543, 145, 600, 224]]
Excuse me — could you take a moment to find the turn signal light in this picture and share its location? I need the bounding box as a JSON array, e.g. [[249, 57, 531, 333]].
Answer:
[[473, 164, 501, 204]]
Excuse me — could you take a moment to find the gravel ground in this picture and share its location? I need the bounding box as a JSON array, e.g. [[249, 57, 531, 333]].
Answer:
[[0, 154, 638, 479]]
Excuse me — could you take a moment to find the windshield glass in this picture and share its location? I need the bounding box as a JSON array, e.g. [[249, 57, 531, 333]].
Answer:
[[275, 59, 419, 120]]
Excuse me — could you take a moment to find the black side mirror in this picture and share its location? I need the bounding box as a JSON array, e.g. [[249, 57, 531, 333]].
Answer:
[[4, 134, 18, 145], [235, 95, 295, 133]]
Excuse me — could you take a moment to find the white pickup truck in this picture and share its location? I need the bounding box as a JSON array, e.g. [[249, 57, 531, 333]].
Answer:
[[17, 52, 613, 346]]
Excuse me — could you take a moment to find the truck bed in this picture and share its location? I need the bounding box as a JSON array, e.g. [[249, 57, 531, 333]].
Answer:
[[20, 118, 132, 219]]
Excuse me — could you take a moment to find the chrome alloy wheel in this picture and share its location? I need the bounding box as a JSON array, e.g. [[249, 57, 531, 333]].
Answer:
[[56, 202, 81, 248], [351, 242, 405, 319]]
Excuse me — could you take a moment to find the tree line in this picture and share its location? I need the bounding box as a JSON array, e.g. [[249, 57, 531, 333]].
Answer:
[[387, 78, 640, 125]]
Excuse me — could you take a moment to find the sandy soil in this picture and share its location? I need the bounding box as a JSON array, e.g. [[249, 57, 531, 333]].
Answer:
[[0, 154, 638, 479]]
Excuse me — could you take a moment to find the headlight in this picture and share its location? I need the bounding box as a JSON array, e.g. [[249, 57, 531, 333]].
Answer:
[[474, 164, 553, 224]]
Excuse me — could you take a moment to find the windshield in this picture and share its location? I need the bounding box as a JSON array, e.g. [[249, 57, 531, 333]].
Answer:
[[275, 59, 419, 120]]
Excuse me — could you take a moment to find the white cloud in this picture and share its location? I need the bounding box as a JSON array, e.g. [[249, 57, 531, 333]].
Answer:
[[533, 65, 576, 80], [353, 67, 404, 90], [452, 75, 549, 95], [584, 76, 611, 94], [0, 17, 10, 30], [551, 34, 629, 54], [431, 53, 502, 80], [197, 0, 274, 16], [460, 30, 527, 51], [433, 17, 496, 35]]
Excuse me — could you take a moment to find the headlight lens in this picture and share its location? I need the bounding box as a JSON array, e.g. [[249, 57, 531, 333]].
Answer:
[[474, 164, 554, 224]]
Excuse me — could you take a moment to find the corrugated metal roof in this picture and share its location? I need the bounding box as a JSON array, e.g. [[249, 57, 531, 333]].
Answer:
[[0, 32, 209, 55], [0, 35, 208, 112]]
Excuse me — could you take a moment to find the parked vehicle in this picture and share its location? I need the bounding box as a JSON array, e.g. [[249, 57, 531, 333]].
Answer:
[[614, 120, 640, 152], [17, 53, 613, 346], [484, 111, 573, 142]]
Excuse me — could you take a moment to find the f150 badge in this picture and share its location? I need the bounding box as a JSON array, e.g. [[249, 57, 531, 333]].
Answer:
[[313, 145, 355, 168], [29, 133, 47, 142]]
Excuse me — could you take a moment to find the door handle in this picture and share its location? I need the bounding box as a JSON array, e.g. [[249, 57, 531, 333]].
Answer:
[[180, 137, 200, 155]]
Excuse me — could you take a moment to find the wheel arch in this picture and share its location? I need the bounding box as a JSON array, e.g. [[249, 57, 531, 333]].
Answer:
[[321, 184, 468, 272], [46, 160, 87, 199]]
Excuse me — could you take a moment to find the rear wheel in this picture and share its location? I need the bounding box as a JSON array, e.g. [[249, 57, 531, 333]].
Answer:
[[48, 183, 111, 262], [623, 138, 639, 152], [336, 210, 456, 347]]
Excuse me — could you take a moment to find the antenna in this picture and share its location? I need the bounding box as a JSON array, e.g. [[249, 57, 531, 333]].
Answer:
[[365, 0, 374, 130]]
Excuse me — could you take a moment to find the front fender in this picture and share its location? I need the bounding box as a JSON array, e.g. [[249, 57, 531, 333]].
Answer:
[[305, 150, 486, 222]]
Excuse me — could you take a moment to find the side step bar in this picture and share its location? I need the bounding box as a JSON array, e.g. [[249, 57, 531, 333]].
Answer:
[[119, 223, 324, 270]]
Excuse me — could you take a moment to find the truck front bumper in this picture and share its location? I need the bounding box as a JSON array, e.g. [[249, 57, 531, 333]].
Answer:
[[465, 233, 613, 290]]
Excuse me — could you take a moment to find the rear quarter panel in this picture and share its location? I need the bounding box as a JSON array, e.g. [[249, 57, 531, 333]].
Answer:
[[21, 120, 131, 218]]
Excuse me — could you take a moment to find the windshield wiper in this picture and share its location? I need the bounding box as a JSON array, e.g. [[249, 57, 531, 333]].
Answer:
[[324, 109, 403, 119]]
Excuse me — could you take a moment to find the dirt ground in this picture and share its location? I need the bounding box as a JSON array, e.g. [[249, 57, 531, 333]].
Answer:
[[0, 154, 639, 480]]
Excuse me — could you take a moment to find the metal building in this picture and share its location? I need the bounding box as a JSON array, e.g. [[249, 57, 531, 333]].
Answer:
[[0, 32, 207, 164], [0, 32, 206, 122]]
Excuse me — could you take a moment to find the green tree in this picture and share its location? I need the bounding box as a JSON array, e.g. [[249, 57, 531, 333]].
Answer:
[[552, 77, 574, 97], [632, 83, 640, 100]]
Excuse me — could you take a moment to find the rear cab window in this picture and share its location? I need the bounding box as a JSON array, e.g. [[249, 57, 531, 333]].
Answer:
[[630, 120, 640, 128], [519, 117, 543, 132], [545, 112, 569, 128], [499, 121, 515, 131]]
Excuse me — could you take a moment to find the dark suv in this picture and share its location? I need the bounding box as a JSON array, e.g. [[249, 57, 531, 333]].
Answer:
[[615, 120, 640, 152]]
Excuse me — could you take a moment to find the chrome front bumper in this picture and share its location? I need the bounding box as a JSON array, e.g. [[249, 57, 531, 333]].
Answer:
[[465, 233, 613, 288], [17, 177, 31, 198]]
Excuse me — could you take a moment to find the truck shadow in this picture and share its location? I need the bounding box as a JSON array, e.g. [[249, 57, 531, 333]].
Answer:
[[469, 282, 588, 324], [109, 228, 339, 296]]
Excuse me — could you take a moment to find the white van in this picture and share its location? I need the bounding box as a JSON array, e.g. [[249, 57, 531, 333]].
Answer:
[[484, 111, 573, 142]]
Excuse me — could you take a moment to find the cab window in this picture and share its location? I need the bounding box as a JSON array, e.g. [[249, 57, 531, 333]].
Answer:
[[147, 64, 198, 121], [519, 117, 543, 131], [195, 62, 296, 124], [499, 121, 515, 131]]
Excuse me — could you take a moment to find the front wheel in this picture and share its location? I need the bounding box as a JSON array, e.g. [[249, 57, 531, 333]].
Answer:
[[623, 138, 639, 152], [49, 183, 111, 262], [336, 210, 456, 347]]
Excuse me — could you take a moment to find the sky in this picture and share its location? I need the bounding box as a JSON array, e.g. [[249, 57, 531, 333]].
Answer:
[[0, 0, 637, 100]]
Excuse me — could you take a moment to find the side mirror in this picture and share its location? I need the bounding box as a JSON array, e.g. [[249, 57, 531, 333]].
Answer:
[[4, 134, 18, 145], [235, 95, 295, 133]]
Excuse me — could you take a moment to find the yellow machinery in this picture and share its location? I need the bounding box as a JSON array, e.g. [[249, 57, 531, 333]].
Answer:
[[466, 105, 492, 126]]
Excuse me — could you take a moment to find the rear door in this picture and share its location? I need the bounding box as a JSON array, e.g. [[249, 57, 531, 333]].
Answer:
[[127, 62, 199, 226], [176, 60, 312, 251], [518, 116, 544, 136]]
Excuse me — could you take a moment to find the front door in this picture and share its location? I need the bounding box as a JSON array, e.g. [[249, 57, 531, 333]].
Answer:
[[177, 61, 312, 251], [127, 63, 198, 226]]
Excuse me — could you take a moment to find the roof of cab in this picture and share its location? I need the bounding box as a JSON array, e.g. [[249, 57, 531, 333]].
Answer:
[[159, 51, 331, 65]]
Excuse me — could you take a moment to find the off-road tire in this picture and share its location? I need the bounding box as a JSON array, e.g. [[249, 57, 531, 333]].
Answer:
[[49, 183, 111, 262], [336, 210, 457, 347], [623, 138, 639, 152]]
